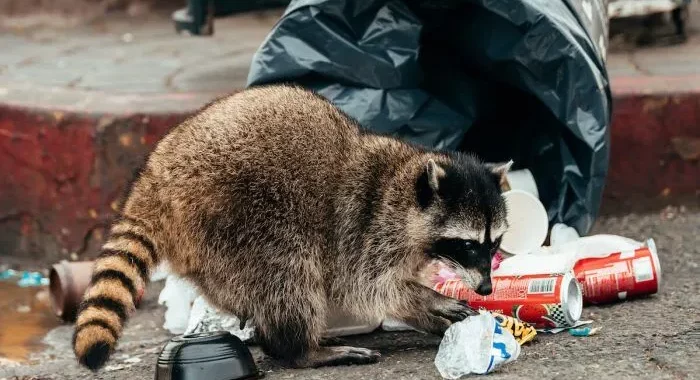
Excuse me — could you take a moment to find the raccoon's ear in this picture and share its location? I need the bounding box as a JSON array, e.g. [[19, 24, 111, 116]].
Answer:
[[426, 159, 443, 191], [416, 159, 444, 209], [485, 160, 513, 190]]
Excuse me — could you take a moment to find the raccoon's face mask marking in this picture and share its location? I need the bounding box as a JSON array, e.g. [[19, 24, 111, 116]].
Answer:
[[429, 234, 503, 296], [417, 157, 511, 296]]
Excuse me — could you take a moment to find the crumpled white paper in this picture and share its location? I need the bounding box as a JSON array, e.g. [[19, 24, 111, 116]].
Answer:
[[435, 313, 520, 378]]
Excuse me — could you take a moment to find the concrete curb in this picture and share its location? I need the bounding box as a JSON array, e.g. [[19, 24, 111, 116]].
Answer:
[[1, 81, 698, 261]]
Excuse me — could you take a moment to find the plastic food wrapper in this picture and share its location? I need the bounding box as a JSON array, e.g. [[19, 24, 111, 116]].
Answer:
[[435, 312, 520, 378], [185, 296, 256, 342], [491, 312, 537, 345]]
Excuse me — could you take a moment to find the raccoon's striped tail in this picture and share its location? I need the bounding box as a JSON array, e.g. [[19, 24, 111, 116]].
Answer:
[[72, 216, 158, 371]]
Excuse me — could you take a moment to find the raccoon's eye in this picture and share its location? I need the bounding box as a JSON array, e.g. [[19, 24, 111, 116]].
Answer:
[[463, 240, 479, 250]]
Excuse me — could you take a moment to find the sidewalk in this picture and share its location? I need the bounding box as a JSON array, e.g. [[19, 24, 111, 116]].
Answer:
[[1, 8, 699, 263]]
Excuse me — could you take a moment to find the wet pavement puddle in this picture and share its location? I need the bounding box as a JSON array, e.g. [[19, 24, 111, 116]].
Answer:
[[0, 280, 60, 363]]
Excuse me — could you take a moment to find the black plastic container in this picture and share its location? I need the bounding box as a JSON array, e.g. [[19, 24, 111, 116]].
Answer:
[[155, 331, 263, 380]]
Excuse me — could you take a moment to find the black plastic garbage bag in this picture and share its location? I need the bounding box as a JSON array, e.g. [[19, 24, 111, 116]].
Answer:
[[247, 0, 611, 235]]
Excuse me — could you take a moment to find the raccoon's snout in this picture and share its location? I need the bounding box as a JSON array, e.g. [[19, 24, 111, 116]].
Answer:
[[475, 277, 492, 296]]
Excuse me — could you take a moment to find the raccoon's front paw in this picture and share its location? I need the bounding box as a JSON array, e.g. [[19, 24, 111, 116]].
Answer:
[[430, 298, 477, 322]]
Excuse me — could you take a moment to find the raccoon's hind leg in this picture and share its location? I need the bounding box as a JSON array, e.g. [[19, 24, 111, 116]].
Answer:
[[254, 302, 382, 368], [256, 319, 381, 368], [251, 253, 380, 368], [388, 281, 476, 336]]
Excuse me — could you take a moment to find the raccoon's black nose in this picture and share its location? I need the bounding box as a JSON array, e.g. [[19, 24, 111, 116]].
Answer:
[[475, 281, 493, 296]]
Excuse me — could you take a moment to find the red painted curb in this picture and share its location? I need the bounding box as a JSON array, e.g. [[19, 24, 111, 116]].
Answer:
[[0, 104, 190, 263], [607, 91, 700, 199], [1, 86, 698, 262]]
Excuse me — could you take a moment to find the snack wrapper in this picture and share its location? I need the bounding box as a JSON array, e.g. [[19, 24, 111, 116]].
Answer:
[[491, 312, 537, 345]]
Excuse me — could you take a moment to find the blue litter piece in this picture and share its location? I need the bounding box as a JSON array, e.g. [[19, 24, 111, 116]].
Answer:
[[569, 326, 602, 337], [17, 271, 47, 287], [0, 269, 18, 279]]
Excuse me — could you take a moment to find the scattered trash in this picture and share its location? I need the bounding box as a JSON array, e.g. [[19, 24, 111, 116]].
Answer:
[[150, 262, 171, 282], [382, 311, 538, 344], [550, 223, 581, 247], [575, 239, 660, 304], [48, 261, 96, 322], [499, 190, 549, 255], [434, 312, 520, 378], [0, 269, 17, 280], [0, 269, 49, 287], [18, 271, 48, 287], [503, 169, 539, 199], [185, 296, 256, 342], [160, 270, 381, 339], [492, 312, 537, 345], [569, 326, 602, 337], [156, 331, 261, 380], [494, 236, 661, 305], [158, 274, 199, 335], [104, 364, 128, 372], [434, 272, 583, 329], [123, 356, 143, 364], [538, 320, 594, 334]]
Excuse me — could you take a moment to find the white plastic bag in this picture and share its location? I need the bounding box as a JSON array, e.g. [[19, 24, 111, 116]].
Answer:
[[157, 275, 199, 334], [185, 296, 256, 342], [435, 313, 520, 378], [549, 223, 580, 247]]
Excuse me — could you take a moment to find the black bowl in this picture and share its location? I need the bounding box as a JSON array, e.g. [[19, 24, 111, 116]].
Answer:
[[155, 331, 263, 380]]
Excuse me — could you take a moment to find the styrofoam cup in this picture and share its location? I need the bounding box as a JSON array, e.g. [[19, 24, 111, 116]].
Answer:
[[500, 189, 548, 255], [504, 169, 539, 199]]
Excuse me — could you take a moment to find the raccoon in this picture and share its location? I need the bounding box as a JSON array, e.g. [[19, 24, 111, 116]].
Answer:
[[72, 84, 511, 370]]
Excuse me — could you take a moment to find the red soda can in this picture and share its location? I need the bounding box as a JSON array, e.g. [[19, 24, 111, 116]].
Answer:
[[434, 271, 582, 329], [573, 238, 661, 304]]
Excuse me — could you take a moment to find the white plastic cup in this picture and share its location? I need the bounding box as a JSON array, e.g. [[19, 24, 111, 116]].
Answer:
[[504, 169, 539, 199], [500, 189, 549, 255]]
